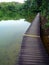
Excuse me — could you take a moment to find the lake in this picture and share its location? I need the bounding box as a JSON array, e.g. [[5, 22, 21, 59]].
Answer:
[[0, 19, 30, 65]]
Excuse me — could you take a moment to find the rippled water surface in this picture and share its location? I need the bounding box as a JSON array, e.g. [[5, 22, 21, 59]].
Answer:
[[0, 19, 30, 65]]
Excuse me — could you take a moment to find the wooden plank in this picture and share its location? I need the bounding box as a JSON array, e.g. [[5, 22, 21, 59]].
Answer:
[[18, 13, 49, 65]]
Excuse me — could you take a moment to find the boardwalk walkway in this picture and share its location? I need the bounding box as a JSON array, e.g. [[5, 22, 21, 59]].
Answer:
[[18, 13, 49, 65]]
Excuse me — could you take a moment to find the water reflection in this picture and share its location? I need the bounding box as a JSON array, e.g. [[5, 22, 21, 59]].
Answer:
[[0, 19, 30, 65]]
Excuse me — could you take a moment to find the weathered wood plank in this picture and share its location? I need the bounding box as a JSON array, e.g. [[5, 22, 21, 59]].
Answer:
[[18, 13, 49, 65]]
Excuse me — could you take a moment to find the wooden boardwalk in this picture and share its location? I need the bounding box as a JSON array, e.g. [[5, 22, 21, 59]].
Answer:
[[18, 13, 49, 65]]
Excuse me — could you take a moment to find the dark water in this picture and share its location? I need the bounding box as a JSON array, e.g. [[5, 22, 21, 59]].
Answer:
[[0, 19, 30, 65]]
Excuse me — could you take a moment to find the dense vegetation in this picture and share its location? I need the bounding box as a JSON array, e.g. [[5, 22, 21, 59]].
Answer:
[[0, 2, 24, 20], [0, 0, 49, 29], [0, 0, 49, 21], [0, 0, 49, 25]]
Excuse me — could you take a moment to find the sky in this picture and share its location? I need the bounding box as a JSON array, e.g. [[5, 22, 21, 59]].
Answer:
[[0, 0, 25, 3]]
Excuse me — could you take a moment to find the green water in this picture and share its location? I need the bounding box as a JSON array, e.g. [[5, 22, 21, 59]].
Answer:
[[0, 19, 30, 65]]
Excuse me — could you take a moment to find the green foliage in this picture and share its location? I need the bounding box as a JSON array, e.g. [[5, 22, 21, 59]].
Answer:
[[24, 0, 49, 26], [45, 22, 49, 28], [0, 2, 24, 20], [0, 0, 49, 26]]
